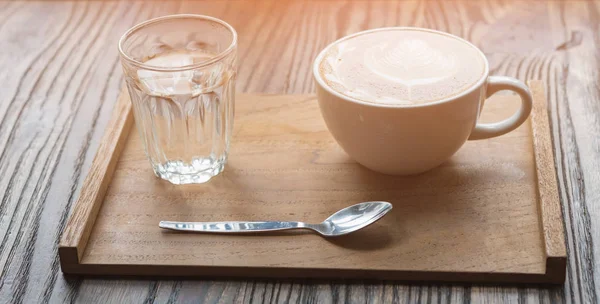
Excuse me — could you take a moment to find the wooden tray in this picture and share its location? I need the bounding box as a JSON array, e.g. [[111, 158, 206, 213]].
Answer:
[[59, 81, 566, 284]]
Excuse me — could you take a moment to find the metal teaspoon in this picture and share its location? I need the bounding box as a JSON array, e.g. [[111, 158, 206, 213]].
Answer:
[[159, 201, 392, 237]]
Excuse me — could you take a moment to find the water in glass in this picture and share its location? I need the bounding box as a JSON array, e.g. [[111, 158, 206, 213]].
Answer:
[[126, 49, 235, 184]]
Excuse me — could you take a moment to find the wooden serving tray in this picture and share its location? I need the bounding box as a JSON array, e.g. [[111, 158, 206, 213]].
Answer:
[[59, 81, 566, 284]]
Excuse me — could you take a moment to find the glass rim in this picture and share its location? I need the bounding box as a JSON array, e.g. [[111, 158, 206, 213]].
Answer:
[[118, 14, 238, 72]]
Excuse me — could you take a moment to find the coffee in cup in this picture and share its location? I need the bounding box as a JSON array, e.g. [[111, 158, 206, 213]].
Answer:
[[319, 29, 486, 106]]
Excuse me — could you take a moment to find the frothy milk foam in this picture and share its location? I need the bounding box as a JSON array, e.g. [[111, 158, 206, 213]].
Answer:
[[319, 29, 486, 105]]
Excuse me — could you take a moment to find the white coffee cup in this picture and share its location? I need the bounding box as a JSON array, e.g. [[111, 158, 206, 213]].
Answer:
[[313, 27, 533, 175]]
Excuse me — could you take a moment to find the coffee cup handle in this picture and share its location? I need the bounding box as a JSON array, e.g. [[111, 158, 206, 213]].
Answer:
[[468, 76, 533, 140]]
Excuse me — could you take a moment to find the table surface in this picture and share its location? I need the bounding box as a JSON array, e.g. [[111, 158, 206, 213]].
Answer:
[[0, 0, 595, 303]]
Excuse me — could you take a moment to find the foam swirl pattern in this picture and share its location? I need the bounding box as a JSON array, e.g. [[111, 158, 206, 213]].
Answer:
[[319, 29, 486, 105]]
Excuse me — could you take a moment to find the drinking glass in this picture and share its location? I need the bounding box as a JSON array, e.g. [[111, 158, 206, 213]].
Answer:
[[118, 15, 237, 184]]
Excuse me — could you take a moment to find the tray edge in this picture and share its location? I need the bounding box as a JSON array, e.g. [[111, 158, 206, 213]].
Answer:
[[59, 87, 133, 271], [528, 80, 567, 284]]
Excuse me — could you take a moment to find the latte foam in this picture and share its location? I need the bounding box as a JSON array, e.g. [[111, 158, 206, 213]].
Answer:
[[318, 29, 486, 105]]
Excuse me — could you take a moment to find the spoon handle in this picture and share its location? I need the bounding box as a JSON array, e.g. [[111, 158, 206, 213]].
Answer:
[[159, 221, 308, 233]]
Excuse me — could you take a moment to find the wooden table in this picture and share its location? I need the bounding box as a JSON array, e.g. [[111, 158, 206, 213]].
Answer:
[[0, 0, 594, 303]]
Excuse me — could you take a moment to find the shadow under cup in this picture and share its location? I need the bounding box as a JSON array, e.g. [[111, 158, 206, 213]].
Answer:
[[118, 15, 237, 185]]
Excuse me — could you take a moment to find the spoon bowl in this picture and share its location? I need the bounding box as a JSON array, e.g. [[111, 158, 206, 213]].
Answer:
[[318, 201, 393, 236]]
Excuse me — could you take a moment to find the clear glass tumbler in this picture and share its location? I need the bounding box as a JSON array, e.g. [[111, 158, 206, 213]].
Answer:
[[118, 15, 237, 184]]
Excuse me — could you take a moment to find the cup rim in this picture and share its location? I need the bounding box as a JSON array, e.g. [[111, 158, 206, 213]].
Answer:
[[118, 14, 238, 72], [312, 27, 490, 108]]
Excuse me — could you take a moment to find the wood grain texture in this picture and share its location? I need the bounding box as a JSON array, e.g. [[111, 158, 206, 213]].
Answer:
[[59, 85, 564, 284], [0, 0, 592, 303]]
